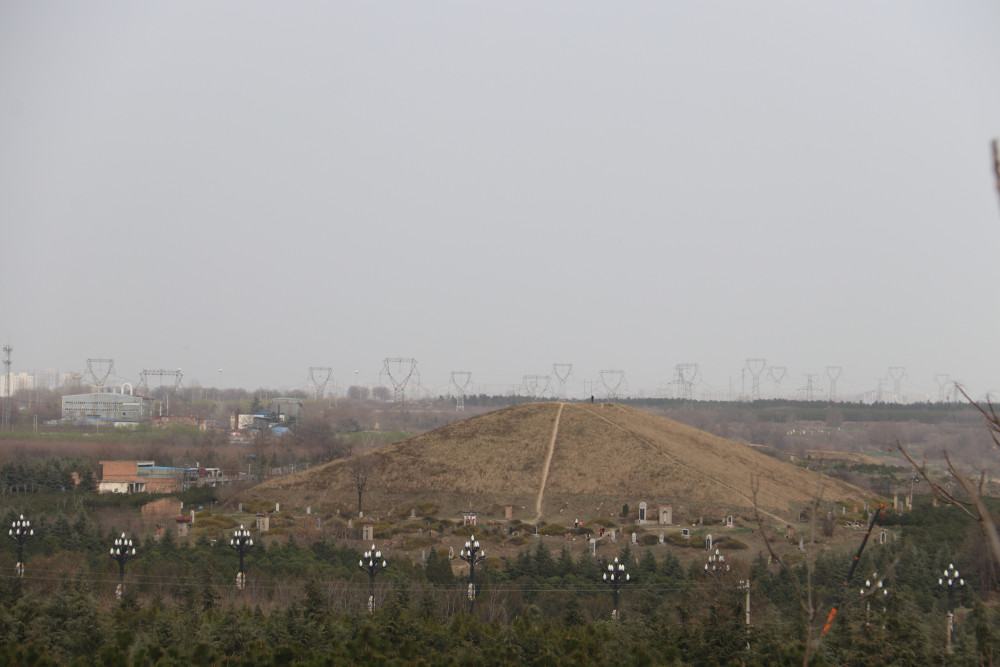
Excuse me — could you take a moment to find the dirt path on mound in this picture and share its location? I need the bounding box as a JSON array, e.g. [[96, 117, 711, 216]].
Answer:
[[576, 404, 791, 525], [532, 402, 565, 523]]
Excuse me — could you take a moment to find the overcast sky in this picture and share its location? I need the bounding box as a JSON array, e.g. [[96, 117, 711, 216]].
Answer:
[[2, 2, 999, 402]]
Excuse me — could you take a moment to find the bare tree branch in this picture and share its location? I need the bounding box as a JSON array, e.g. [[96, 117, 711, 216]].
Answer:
[[993, 138, 1000, 212]]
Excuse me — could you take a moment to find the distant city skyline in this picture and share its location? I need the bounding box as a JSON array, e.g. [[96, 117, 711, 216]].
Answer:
[[3, 4, 999, 406]]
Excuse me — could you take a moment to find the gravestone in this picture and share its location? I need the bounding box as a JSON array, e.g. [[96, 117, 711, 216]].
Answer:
[[306, 506, 311, 515], [659, 532, 665, 544], [880, 531, 887, 545], [449, 546, 455, 559], [611, 530, 616, 543], [681, 528, 691, 539], [504, 505, 513, 520], [238, 503, 243, 512], [631, 532, 637, 544], [638, 502, 647, 525], [726, 515, 733, 528], [410, 508, 417, 519], [257, 514, 269, 532], [177, 522, 189, 538], [362, 518, 374, 542], [706, 534, 713, 551], [589, 538, 596, 556], [276, 503, 280, 513], [417, 528, 423, 536]]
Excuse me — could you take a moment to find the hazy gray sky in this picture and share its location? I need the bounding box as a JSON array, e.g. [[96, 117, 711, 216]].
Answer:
[[3, 2, 999, 401]]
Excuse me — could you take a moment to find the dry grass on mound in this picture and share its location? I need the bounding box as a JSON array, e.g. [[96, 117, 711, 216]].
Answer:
[[244, 402, 872, 523]]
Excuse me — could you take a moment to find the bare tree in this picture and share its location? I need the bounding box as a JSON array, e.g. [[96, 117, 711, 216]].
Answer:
[[347, 456, 378, 517], [897, 386, 1000, 570]]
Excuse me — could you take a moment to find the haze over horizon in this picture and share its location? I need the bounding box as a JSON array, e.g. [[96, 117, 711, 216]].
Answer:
[[3, 3, 999, 402]]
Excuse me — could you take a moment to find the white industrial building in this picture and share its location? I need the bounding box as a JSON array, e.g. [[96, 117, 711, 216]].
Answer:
[[61, 386, 153, 423]]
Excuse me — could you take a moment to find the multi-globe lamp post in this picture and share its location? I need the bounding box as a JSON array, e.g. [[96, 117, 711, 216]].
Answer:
[[705, 548, 729, 576], [359, 544, 387, 614], [938, 563, 965, 655], [459, 535, 485, 614], [8, 514, 33, 577], [110, 532, 138, 600], [230, 525, 254, 591], [602, 556, 631, 620], [859, 572, 888, 628]]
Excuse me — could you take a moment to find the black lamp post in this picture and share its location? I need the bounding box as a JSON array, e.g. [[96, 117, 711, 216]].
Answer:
[[602, 556, 631, 620], [938, 563, 965, 655], [859, 571, 888, 628], [705, 548, 729, 576], [459, 535, 485, 614], [359, 543, 387, 614], [230, 525, 254, 591], [8, 514, 33, 577], [109, 532, 138, 600]]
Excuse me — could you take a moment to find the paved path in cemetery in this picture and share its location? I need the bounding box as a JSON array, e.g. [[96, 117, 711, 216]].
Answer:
[[532, 401, 565, 523], [578, 405, 788, 525]]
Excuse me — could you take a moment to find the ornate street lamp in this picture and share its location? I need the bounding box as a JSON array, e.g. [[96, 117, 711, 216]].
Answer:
[[359, 544, 387, 614], [938, 563, 965, 654], [602, 556, 631, 620], [459, 535, 485, 614], [8, 514, 33, 577], [859, 572, 888, 628], [705, 548, 729, 575], [109, 532, 138, 600], [230, 525, 254, 591]]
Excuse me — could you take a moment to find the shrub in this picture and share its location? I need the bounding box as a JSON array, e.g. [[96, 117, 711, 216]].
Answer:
[[400, 535, 433, 550], [538, 523, 569, 537], [416, 502, 438, 517], [641, 534, 660, 546]]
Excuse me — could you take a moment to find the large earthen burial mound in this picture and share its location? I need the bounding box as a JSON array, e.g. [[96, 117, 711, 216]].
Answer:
[[247, 402, 870, 522]]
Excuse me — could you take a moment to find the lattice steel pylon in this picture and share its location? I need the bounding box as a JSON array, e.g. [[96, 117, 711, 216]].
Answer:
[[803, 373, 819, 401], [137, 369, 183, 416], [522, 375, 551, 399], [768, 366, 787, 399], [86, 358, 115, 392], [934, 373, 951, 403], [826, 366, 842, 402], [746, 359, 767, 401], [382, 358, 417, 406], [674, 364, 699, 400], [553, 363, 573, 399], [888, 367, 906, 403], [599, 370, 627, 402], [2, 344, 11, 432], [308, 367, 332, 400], [451, 371, 471, 411]]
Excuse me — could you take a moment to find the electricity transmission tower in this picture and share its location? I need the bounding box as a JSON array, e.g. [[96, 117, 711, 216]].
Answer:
[[382, 358, 417, 406], [826, 366, 842, 402], [768, 366, 787, 399], [521, 375, 551, 399], [888, 367, 906, 403], [451, 371, 471, 411], [746, 359, 767, 401], [803, 374, 819, 401], [599, 370, 627, 401], [2, 345, 11, 432], [86, 358, 115, 392], [674, 364, 699, 400], [138, 369, 184, 416], [934, 374, 951, 403], [308, 367, 332, 400], [552, 363, 573, 399]]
